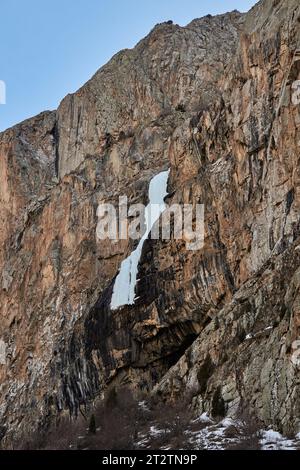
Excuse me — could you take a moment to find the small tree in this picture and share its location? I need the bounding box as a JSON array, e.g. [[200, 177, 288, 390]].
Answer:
[[89, 414, 96, 435]]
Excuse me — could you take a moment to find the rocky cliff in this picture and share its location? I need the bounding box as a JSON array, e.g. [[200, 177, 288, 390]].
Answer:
[[0, 0, 300, 446]]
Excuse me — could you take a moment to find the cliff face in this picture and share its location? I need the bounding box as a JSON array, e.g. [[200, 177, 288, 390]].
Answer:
[[0, 0, 300, 445]]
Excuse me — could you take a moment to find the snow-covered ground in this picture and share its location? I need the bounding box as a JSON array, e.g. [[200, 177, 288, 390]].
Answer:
[[111, 170, 169, 310], [260, 430, 298, 450], [70, 406, 300, 451], [135, 414, 300, 451]]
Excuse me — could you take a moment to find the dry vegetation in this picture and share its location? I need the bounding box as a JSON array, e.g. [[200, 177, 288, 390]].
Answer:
[[10, 389, 268, 450]]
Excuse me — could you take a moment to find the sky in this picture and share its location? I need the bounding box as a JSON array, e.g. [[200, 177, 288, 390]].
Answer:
[[0, 0, 257, 132]]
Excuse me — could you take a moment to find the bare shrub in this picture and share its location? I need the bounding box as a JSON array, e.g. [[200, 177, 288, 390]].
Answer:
[[225, 409, 262, 450], [11, 387, 222, 451], [145, 396, 193, 450], [13, 413, 87, 450]]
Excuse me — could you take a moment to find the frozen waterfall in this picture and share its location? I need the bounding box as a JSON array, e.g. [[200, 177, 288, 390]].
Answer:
[[110, 170, 169, 310]]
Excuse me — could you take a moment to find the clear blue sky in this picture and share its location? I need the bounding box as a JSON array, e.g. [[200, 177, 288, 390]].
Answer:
[[0, 0, 257, 132]]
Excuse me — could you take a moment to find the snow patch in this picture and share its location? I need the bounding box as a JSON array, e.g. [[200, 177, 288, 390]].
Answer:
[[197, 413, 213, 424], [138, 401, 150, 412], [220, 418, 236, 428], [264, 326, 273, 331], [260, 429, 297, 450], [150, 426, 165, 437]]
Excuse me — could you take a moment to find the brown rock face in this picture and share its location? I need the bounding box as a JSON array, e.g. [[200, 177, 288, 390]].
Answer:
[[0, 0, 300, 445]]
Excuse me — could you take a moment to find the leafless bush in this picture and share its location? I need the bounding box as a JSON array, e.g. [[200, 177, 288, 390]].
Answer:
[[11, 388, 225, 451], [12, 413, 87, 450], [144, 396, 193, 450], [225, 409, 262, 450]]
